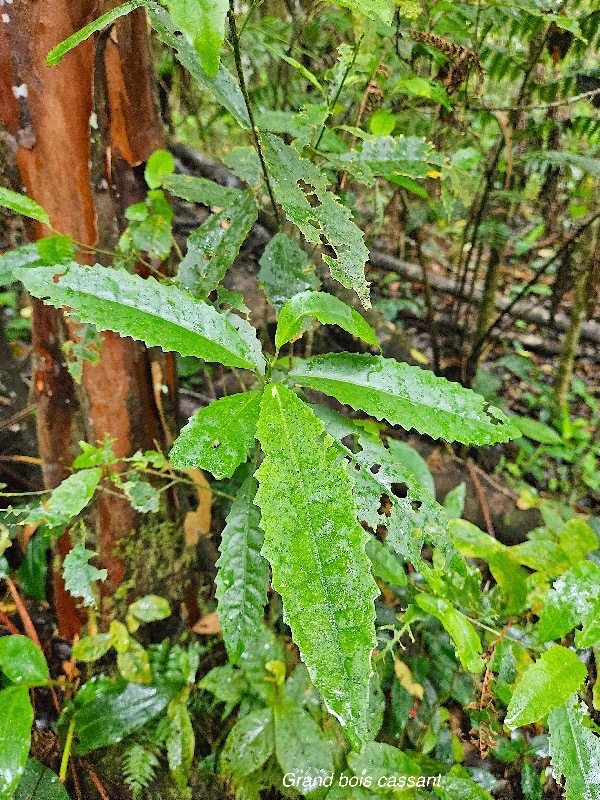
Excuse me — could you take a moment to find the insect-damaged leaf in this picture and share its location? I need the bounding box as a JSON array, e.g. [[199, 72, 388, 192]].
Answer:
[[255, 384, 378, 749]]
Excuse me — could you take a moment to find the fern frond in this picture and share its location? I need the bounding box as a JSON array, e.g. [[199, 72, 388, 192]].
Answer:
[[122, 742, 160, 800]]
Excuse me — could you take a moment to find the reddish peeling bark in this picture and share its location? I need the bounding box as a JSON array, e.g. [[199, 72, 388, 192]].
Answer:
[[0, 1, 173, 633]]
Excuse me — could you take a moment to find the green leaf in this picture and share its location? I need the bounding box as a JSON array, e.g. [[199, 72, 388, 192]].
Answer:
[[521, 760, 542, 800], [72, 634, 113, 662], [369, 110, 396, 137], [0, 636, 49, 686], [258, 233, 319, 312], [576, 599, 600, 649], [62, 541, 107, 607], [166, 697, 195, 789], [386, 439, 435, 499], [72, 677, 179, 754], [255, 384, 378, 749], [549, 695, 600, 800], [46, 1, 147, 65], [336, 135, 435, 186], [290, 353, 517, 445], [36, 235, 75, 265], [512, 417, 562, 445], [178, 192, 258, 298], [0, 688, 33, 798], [24, 468, 102, 530], [18, 533, 49, 602], [146, 4, 250, 128], [162, 174, 243, 208], [118, 641, 152, 684], [122, 477, 161, 513], [215, 476, 269, 664], [145, 149, 176, 190], [311, 405, 462, 578], [537, 561, 600, 643], [0, 187, 49, 225], [432, 771, 494, 799], [129, 595, 172, 623], [170, 391, 261, 478], [326, 0, 394, 24], [276, 291, 378, 350], [443, 482, 466, 518], [262, 134, 370, 308], [347, 742, 420, 794], [17, 264, 265, 373], [13, 760, 69, 800], [274, 704, 335, 792], [162, 0, 228, 78], [505, 646, 587, 729], [0, 244, 42, 286], [220, 708, 274, 777], [414, 594, 484, 673], [365, 537, 407, 586]]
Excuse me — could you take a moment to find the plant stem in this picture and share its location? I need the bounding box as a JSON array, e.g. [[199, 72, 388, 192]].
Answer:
[[59, 715, 76, 783], [228, 2, 281, 228]]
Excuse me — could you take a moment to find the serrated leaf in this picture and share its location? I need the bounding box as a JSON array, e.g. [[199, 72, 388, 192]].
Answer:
[[0, 187, 50, 225], [13, 760, 69, 800], [122, 478, 161, 513], [170, 391, 261, 478], [276, 291, 378, 350], [62, 542, 107, 607], [537, 561, 600, 643], [290, 353, 516, 445], [162, 174, 244, 208], [129, 595, 172, 623], [258, 233, 319, 311], [46, 1, 147, 65], [24, 468, 102, 530], [166, 697, 195, 789], [549, 695, 600, 800], [146, 4, 250, 128], [220, 708, 274, 777], [145, 149, 175, 190], [178, 192, 258, 298], [0, 688, 33, 798], [216, 477, 269, 664], [386, 439, 435, 499], [335, 135, 435, 186], [255, 384, 378, 749], [414, 594, 484, 673], [312, 405, 463, 578], [0, 244, 42, 285], [262, 134, 370, 308], [505, 646, 587, 729], [72, 677, 179, 754], [274, 704, 335, 792], [72, 634, 113, 662], [162, 0, 228, 78], [0, 636, 49, 686], [326, 0, 394, 24], [18, 264, 265, 373]]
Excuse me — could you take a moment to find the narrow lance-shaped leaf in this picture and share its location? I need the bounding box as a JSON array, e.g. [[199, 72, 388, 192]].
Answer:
[[414, 594, 484, 673], [170, 391, 261, 479], [262, 134, 370, 308], [255, 385, 378, 749], [46, 1, 147, 65], [258, 233, 320, 311], [549, 695, 600, 800], [178, 192, 258, 298], [162, 174, 244, 208], [146, 4, 251, 128], [0, 187, 50, 225], [505, 646, 587, 730], [17, 264, 265, 373], [0, 688, 33, 798], [290, 353, 517, 445], [275, 291, 379, 350], [215, 476, 269, 664]]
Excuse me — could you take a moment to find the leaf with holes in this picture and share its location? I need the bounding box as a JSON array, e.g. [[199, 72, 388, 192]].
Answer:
[[178, 192, 258, 298], [170, 391, 261, 478], [262, 134, 370, 308], [290, 353, 517, 445], [549, 695, 600, 800], [255, 384, 378, 749], [276, 291, 378, 350], [216, 476, 269, 664], [17, 264, 265, 373], [258, 233, 320, 311]]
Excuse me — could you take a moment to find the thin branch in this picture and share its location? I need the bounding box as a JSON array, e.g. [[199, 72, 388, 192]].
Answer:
[[470, 86, 600, 113]]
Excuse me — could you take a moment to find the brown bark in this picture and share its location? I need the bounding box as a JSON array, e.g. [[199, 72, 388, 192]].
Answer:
[[0, 1, 172, 633]]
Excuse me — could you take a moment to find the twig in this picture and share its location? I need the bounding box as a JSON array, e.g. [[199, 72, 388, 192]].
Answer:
[[82, 761, 110, 800], [0, 610, 20, 636], [466, 459, 496, 539], [470, 86, 600, 113]]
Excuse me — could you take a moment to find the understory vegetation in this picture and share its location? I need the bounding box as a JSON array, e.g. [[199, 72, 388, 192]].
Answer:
[[0, 1, 600, 799]]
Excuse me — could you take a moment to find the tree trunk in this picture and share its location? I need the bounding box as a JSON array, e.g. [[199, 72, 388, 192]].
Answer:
[[0, 1, 179, 636]]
